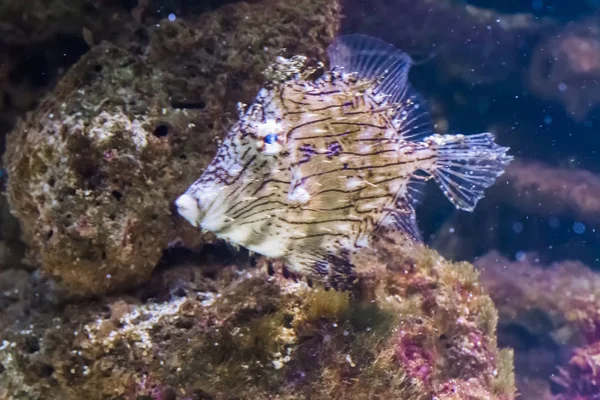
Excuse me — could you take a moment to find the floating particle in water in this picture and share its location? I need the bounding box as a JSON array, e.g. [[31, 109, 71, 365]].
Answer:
[[548, 216, 560, 229], [168, 13, 176, 22], [512, 222, 523, 233], [573, 221, 586, 234], [558, 82, 568, 92], [544, 115, 553, 125], [515, 251, 526, 262]]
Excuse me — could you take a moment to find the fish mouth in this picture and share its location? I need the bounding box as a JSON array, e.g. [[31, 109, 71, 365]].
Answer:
[[175, 193, 203, 227]]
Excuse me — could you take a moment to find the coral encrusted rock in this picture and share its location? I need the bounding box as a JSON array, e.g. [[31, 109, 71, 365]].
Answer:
[[3, 0, 341, 295], [476, 251, 600, 399], [0, 232, 515, 400]]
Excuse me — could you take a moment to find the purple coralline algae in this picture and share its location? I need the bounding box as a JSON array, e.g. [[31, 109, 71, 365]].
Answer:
[[477, 252, 600, 400]]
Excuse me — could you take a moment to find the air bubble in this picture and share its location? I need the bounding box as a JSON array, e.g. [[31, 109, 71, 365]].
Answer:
[[573, 221, 586, 234], [548, 216, 560, 229], [512, 222, 523, 233]]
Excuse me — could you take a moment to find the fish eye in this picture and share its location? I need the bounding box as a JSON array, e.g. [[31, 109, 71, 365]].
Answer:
[[264, 133, 278, 144]]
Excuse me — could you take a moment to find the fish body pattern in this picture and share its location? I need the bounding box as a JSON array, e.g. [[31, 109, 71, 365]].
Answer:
[[176, 35, 513, 286]]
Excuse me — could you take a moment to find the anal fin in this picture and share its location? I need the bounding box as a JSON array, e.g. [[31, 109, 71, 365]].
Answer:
[[407, 170, 430, 206], [380, 199, 422, 242]]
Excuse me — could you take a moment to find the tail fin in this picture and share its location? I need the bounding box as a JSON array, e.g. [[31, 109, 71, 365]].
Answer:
[[429, 133, 512, 211]]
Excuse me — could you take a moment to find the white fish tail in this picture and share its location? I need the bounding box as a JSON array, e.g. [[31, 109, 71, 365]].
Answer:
[[428, 133, 513, 211]]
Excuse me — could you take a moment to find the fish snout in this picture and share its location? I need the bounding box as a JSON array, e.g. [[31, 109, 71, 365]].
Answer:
[[175, 193, 202, 227]]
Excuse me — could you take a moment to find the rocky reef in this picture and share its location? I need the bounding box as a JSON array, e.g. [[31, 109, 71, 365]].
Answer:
[[0, 233, 515, 400], [3, 0, 340, 295], [476, 252, 600, 399], [0, 1, 515, 398], [7, 0, 600, 399]]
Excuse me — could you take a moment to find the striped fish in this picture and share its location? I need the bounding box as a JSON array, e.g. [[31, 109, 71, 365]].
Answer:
[[176, 35, 512, 287]]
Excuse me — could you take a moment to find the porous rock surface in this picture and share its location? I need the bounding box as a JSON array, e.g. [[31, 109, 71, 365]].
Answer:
[[3, 0, 341, 295], [0, 233, 515, 400]]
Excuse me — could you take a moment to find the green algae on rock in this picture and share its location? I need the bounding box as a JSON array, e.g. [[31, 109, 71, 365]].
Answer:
[[3, 0, 341, 296], [0, 232, 515, 400]]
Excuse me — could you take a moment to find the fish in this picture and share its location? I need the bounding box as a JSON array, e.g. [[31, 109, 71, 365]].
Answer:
[[175, 34, 513, 287]]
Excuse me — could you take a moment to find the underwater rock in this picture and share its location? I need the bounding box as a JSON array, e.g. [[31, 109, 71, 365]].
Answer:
[[0, 1, 133, 142], [477, 251, 600, 342], [490, 160, 600, 225], [476, 252, 600, 399], [528, 15, 600, 121], [0, 232, 515, 399], [4, 42, 183, 296], [3, 0, 342, 295], [0, 0, 159, 155], [553, 341, 600, 399]]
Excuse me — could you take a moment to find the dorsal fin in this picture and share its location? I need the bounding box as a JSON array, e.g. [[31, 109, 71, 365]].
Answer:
[[392, 90, 434, 142], [327, 34, 434, 142], [327, 34, 412, 104]]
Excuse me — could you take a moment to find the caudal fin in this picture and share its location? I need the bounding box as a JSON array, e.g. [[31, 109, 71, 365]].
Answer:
[[429, 133, 512, 211]]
